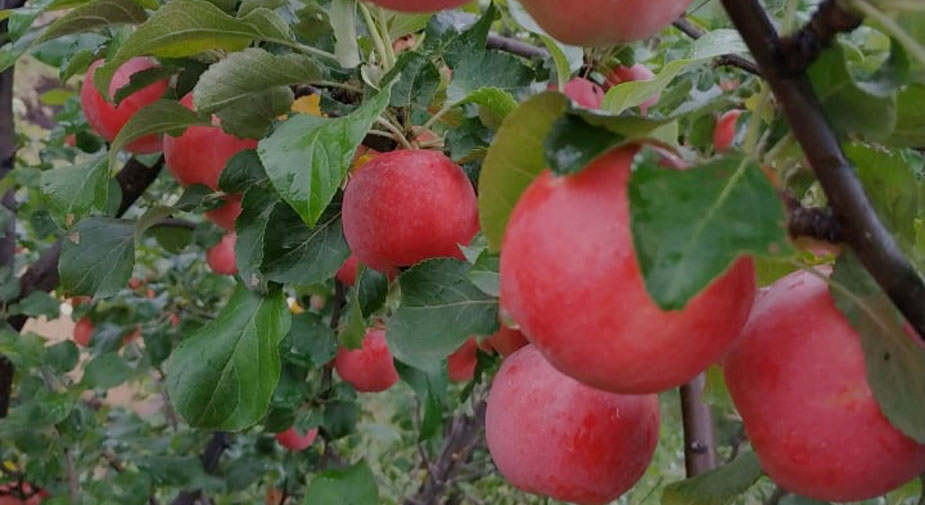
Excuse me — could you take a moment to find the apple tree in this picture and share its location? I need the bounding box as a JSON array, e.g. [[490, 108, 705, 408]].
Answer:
[[0, 0, 921, 504]]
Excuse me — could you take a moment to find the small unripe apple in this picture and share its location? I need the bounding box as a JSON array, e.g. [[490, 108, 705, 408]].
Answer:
[[364, 0, 468, 13], [518, 0, 694, 46], [80, 58, 169, 154], [724, 269, 925, 501], [713, 109, 743, 153], [343, 150, 479, 272], [606, 64, 659, 115], [447, 338, 477, 382], [486, 346, 660, 505], [74, 316, 94, 347], [501, 146, 756, 394], [207, 233, 238, 276], [163, 95, 258, 189], [548, 78, 604, 109], [205, 195, 242, 231], [275, 426, 318, 451], [334, 328, 399, 393]]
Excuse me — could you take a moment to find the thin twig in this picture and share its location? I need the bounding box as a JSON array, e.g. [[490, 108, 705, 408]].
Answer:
[[672, 17, 763, 76], [66, 449, 79, 504], [486, 34, 549, 59], [679, 373, 718, 476]]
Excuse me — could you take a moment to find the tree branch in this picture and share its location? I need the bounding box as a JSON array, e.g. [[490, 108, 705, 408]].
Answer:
[[672, 17, 763, 76], [779, 0, 862, 75], [720, 0, 925, 339], [170, 432, 230, 505], [679, 373, 718, 477], [487, 34, 549, 59]]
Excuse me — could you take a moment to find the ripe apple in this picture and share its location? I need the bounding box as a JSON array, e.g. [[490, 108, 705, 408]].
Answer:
[[128, 277, 143, 290], [713, 109, 743, 152], [364, 0, 468, 13], [724, 269, 925, 501], [606, 64, 659, 115], [205, 195, 242, 231], [548, 78, 604, 109], [275, 426, 319, 451], [518, 0, 694, 46], [207, 233, 238, 276], [486, 346, 660, 505], [500, 146, 756, 394], [485, 325, 528, 357], [342, 150, 479, 272], [73, 316, 94, 347], [336, 255, 359, 286], [447, 338, 478, 382], [80, 58, 169, 154], [334, 328, 399, 393], [163, 95, 258, 189]]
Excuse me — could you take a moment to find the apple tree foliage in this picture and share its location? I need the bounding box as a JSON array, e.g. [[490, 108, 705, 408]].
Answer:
[[0, 0, 920, 504]]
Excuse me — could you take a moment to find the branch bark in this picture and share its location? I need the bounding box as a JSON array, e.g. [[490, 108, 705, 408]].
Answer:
[[720, 0, 925, 339], [672, 17, 763, 76], [487, 34, 549, 59], [779, 0, 862, 75], [679, 373, 718, 477], [170, 432, 230, 505]]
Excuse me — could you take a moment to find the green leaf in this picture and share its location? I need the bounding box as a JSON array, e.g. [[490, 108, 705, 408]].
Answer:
[[387, 259, 499, 374], [885, 84, 925, 147], [478, 91, 569, 250], [467, 250, 499, 297], [339, 282, 365, 350], [303, 460, 378, 505], [15, 291, 61, 319], [94, 0, 295, 98], [329, 0, 360, 69], [831, 252, 925, 443], [661, 451, 763, 505], [283, 312, 337, 368], [113, 64, 179, 105], [262, 198, 350, 285], [630, 150, 791, 310], [258, 84, 392, 226], [389, 51, 439, 110], [544, 114, 624, 175], [45, 341, 79, 374], [82, 353, 133, 389], [462, 87, 517, 121], [235, 185, 279, 289], [192, 48, 322, 114], [808, 44, 896, 139], [322, 399, 358, 439], [59, 217, 135, 298], [602, 58, 693, 114], [167, 284, 291, 430], [447, 50, 534, 104], [219, 149, 267, 193], [109, 100, 211, 169], [214, 85, 293, 139], [688, 29, 748, 60], [40, 156, 109, 229], [357, 267, 388, 318]]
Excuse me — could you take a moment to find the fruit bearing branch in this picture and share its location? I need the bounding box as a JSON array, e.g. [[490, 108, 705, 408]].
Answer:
[[720, 0, 925, 339]]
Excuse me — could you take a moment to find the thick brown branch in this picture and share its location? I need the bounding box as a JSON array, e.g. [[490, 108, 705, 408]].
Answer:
[[720, 0, 925, 339], [679, 374, 718, 477], [786, 196, 845, 244], [672, 18, 763, 76], [779, 0, 862, 75]]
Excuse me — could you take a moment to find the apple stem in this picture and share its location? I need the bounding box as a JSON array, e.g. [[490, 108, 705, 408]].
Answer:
[[721, 0, 925, 340]]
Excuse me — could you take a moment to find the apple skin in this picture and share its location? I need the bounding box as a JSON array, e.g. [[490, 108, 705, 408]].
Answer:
[[606, 64, 658, 115], [724, 269, 925, 501], [365, 0, 468, 12], [500, 146, 756, 394], [74, 316, 94, 347], [518, 0, 694, 46], [342, 150, 479, 272], [163, 95, 258, 189], [486, 346, 660, 505], [713, 110, 743, 153], [549, 78, 604, 109], [275, 426, 319, 451], [207, 233, 238, 276], [80, 58, 168, 154], [334, 328, 399, 393], [447, 338, 478, 382], [335, 255, 360, 286], [485, 325, 528, 357], [205, 195, 242, 231]]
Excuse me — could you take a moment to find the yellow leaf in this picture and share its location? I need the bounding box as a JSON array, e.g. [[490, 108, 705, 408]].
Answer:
[[291, 94, 323, 117]]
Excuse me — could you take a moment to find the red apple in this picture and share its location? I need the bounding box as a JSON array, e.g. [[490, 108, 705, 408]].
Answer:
[[724, 269, 925, 501], [207, 233, 238, 276], [447, 338, 477, 382], [342, 150, 479, 272], [606, 64, 659, 115], [335, 255, 359, 286], [500, 146, 756, 394], [486, 325, 528, 357], [275, 426, 319, 451], [713, 109, 743, 153], [80, 58, 169, 154], [74, 316, 94, 347], [205, 195, 242, 231], [365, 0, 468, 13], [518, 0, 694, 46], [168, 312, 181, 327], [548, 78, 604, 109], [334, 328, 399, 393], [128, 277, 143, 290], [163, 95, 258, 189], [486, 346, 660, 505]]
